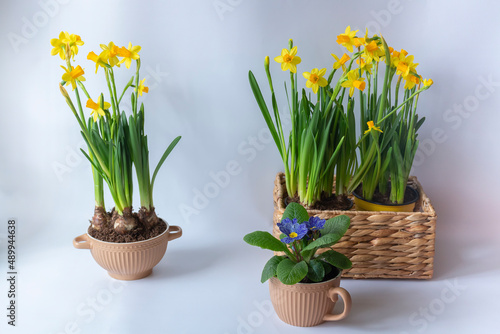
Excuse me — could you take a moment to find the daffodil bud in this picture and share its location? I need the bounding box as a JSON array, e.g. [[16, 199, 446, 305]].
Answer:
[[264, 57, 274, 94], [59, 83, 70, 99], [288, 39, 293, 50]]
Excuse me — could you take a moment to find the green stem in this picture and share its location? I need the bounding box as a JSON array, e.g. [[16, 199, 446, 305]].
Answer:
[[377, 87, 427, 125]]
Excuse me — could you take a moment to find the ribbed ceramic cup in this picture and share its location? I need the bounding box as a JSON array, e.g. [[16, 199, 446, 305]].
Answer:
[[269, 271, 351, 327], [73, 223, 182, 280]]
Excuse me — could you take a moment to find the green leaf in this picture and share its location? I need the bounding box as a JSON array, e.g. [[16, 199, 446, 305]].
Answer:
[[307, 259, 325, 282], [150, 136, 181, 189], [277, 259, 308, 285], [301, 248, 316, 262], [321, 215, 350, 237], [318, 250, 353, 269], [321, 260, 333, 276], [243, 231, 288, 252], [261, 256, 285, 283], [302, 233, 343, 251], [282, 202, 309, 224], [248, 71, 283, 158]]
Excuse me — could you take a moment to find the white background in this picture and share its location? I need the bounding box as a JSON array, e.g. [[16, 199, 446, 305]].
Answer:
[[1, 0, 499, 333]]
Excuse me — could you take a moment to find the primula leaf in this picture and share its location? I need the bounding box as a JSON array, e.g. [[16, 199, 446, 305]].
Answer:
[[261, 256, 285, 283], [301, 248, 316, 262], [277, 259, 308, 285], [321, 261, 333, 276], [302, 233, 343, 251], [318, 250, 353, 270], [320, 215, 350, 237], [282, 202, 309, 224], [307, 259, 325, 282], [243, 231, 288, 252]]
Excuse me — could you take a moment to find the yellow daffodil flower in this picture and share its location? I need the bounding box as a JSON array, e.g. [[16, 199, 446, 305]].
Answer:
[[332, 53, 350, 71], [391, 49, 409, 68], [396, 54, 418, 78], [86, 96, 111, 122], [364, 121, 383, 134], [118, 42, 141, 69], [99, 42, 121, 68], [61, 65, 85, 90], [87, 51, 108, 73], [356, 56, 373, 75], [138, 78, 149, 96], [303, 68, 328, 94], [403, 72, 421, 90], [341, 70, 366, 97], [67, 34, 84, 59], [50, 31, 84, 60], [363, 40, 385, 63], [274, 46, 302, 73], [353, 37, 365, 48], [336, 26, 358, 53], [423, 78, 434, 87]]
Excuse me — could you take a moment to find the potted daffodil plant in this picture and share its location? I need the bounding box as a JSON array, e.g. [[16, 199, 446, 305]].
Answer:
[[340, 27, 434, 212], [51, 31, 183, 280], [244, 203, 352, 327]]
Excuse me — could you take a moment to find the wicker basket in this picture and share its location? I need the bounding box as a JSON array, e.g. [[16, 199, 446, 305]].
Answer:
[[272, 173, 436, 279]]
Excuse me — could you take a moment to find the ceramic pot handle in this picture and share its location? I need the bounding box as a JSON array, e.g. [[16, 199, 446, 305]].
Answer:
[[73, 234, 91, 249], [323, 287, 352, 321], [167, 225, 182, 241]]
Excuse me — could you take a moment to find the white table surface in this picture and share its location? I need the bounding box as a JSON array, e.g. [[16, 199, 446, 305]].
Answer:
[[1, 219, 498, 334]]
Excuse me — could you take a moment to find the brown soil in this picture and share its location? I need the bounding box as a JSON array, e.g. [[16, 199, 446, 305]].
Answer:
[[88, 209, 167, 243], [286, 192, 353, 211], [354, 184, 418, 205]]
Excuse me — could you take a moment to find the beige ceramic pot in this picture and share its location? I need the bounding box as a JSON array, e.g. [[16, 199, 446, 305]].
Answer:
[[269, 270, 351, 327], [73, 223, 182, 280]]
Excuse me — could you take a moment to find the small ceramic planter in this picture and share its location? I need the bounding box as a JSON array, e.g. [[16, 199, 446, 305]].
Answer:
[[269, 270, 351, 327], [352, 185, 420, 212], [73, 223, 182, 280]]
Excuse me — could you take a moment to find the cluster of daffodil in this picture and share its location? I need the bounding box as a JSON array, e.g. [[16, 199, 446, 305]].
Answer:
[[249, 39, 358, 207], [51, 32, 180, 233], [249, 26, 433, 206], [335, 27, 433, 204]]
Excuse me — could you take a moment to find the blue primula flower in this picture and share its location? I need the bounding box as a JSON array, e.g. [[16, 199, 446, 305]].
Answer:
[[305, 216, 326, 231], [277, 218, 308, 244]]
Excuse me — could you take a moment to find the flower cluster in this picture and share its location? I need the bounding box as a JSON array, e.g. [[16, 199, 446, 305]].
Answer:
[[278, 216, 326, 244], [51, 32, 148, 123], [334, 26, 433, 95]]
